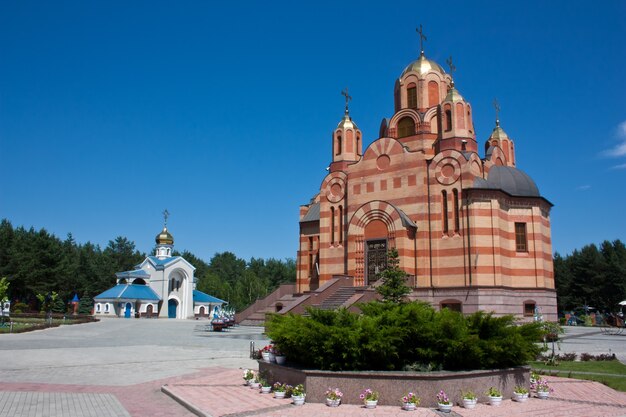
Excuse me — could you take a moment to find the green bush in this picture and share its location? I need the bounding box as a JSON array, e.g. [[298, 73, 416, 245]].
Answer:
[[266, 301, 543, 371]]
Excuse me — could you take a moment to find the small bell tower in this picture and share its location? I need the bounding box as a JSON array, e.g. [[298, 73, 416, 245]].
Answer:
[[155, 209, 174, 259], [485, 99, 516, 166], [330, 88, 362, 173]]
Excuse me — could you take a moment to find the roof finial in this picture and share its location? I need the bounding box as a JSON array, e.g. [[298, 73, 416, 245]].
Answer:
[[446, 55, 456, 87], [341, 87, 352, 116], [493, 98, 501, 127], [162, 209, 170, 227], [416, 24, 427, 56]]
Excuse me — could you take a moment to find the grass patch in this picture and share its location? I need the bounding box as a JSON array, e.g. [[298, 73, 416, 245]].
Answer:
[[531, 360, 626, 392]]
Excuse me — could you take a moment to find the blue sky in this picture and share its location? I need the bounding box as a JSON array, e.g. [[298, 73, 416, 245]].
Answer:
[[1, 1, 625, 261]]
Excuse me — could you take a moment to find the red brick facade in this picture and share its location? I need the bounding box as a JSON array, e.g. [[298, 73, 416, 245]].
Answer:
[[296, 52, 557, 321]]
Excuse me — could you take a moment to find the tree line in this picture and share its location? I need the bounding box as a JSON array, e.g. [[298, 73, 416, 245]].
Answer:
[[554, 239, 626, 313], [0, 219, 295, 312]]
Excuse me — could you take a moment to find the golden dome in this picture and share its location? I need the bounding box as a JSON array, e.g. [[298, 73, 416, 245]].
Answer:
[[155, 226, 174, 245], [489, 124, 510, 141], [401, 53, 445, 77], [337, 113, 358, 130]]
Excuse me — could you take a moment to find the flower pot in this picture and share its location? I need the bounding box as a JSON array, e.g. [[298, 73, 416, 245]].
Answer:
[[292, 395, 305, 406], [513, 392, 529, 402], [488, 395, 503, 406], [536, 391, 550, 399], [261, 352, 270, 362], [364, 399, 378, 409], [326, 398, 341, 407], [438, 403, 452, 413], [275, 355, 286, 365], [462, 398, 477, 409], [261, 386, 271, 394], [402, 402, 416, 411], [249, 382, 260, 389], [274, 391, 286, 399]]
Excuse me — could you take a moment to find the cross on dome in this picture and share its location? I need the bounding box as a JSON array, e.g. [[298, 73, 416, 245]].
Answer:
[[416, 24, 427, 55], [341, 87, 352, 115], [163, 209, 170, 227], [493, 98, 501, 126]]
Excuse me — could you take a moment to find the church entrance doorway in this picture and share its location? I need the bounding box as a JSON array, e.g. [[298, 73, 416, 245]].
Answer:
[[168, 299, 178, 319], [199, 306, 205, 317], [124, 303, 132, 318], [365, 239, 387, 285], [146, 304, 153, 318]]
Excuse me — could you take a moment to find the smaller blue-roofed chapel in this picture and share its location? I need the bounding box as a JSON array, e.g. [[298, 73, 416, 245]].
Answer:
[[94, 217, 226, 319]]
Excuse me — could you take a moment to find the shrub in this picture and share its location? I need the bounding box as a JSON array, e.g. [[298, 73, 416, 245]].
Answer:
[[265, 301, 543, 371]]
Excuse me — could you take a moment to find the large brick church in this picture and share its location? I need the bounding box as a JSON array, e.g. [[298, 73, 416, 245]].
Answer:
[[239, 36, 557, 323]]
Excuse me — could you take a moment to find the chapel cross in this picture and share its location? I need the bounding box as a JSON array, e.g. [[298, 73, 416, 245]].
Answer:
[[493, 98, 501, 126], [416, 24, 427, 55], [163, 209, 170, 227], [341, 87, 352, 114]]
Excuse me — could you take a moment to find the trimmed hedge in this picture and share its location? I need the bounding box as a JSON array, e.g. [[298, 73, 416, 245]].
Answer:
[[266, 301, 543, 371]]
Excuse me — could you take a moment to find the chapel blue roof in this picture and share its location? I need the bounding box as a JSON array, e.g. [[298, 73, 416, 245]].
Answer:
[[193, 290, 226, 304], [144, 256, 181, 270], [115, 269, 150, 279], [94, 284, 161, 301]]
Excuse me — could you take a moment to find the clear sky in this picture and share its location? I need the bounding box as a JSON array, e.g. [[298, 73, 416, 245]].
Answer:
[[1, 1, 625, 262]]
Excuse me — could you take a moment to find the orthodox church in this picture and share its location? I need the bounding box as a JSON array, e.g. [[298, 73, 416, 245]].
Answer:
[[94, 220, 226, 319], [239, 31, 557, 323]]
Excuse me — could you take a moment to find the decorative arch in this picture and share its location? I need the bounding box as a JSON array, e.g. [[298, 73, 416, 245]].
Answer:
[[397, 117, 415, 138], [347, 201, 413, 285], [132, 278, 146, 285]]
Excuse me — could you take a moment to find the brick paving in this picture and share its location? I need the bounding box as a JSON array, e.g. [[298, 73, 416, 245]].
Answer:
[[164, 368, 626, 417]]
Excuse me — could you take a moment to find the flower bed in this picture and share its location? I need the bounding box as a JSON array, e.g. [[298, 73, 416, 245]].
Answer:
[[259, 360, 529, 407]]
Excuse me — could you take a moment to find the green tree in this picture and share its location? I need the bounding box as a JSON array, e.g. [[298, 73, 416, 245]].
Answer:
[[0, 277, 9, 302], [376, 248, 411, 303]]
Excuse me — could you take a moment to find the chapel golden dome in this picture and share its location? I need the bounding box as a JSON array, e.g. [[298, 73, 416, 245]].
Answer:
[[155, 226, 174, 245]]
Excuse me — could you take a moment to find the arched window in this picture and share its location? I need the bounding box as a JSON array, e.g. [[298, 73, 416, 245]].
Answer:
[[104, 304, 110, 313], [356, 133, 361, 156], [336, 135, 342, 155], [96, 303, 101, 313], [170, 278, 175, 292], [444, 108, 452, 132], [407, 85, 417, 109], [132, 278, 146, 285], [397, 117, 415, 138], [428, 81, 439, 107], [453, 189, 460, 233], [330, 206, 335, 245], [338, 205, 343, 245], [456, 102, 465, 129], [442, 190, 449, 234]]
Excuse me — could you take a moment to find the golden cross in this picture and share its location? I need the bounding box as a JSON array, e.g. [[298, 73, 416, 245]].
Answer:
[[493, 98, 501, 125], [416, 24, 427, 55], [341, 87, 352, 114], [163, 209, 170, 227]]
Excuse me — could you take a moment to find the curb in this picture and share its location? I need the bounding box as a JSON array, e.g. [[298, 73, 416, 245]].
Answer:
[[161, 384, 211, 417]]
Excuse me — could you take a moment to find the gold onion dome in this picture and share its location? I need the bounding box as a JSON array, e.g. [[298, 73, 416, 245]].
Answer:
[[401, 53, 445, 77], [155, 226, 174, 245], [489, 121, 510, 141], [337, 113, 358, 130]]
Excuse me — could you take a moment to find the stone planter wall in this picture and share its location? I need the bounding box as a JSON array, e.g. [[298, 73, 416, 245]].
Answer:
[[259, 361, 529, 407]]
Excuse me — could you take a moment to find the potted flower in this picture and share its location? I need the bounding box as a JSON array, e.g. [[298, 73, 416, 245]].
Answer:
[[260, 345, 272, 362], [248, 373, 260, 389], [485, 386, 503, 406], [360, 388, 379, 409], [291, 384, 305, 406], [242, 369, 255, 385], [531, 379, 553, 399], [461, 390, 477, 409], [274, 346, 286, 365], [512, 386, 529, 402], [325, 387, 343, 407], [530, 371, 540, 384], [436, 390, 452, 413], [258, 376, 271, 394], [273, 382, 287, 399], [401, 392, 420, 411]]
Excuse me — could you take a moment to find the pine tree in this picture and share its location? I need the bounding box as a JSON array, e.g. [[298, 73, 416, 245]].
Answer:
[[376, 248, 411, 303]]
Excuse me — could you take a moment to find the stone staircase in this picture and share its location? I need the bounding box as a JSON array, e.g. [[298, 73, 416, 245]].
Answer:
[[315, 286, 367, 310]]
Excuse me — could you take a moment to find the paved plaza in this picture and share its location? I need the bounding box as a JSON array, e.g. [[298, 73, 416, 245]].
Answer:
[[0, 319, 625, 416]]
